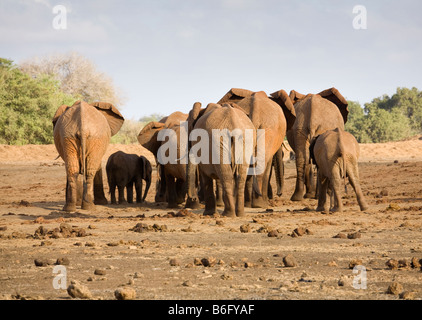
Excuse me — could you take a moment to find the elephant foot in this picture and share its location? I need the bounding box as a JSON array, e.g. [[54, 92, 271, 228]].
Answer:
[[252, 197, 268, 209], [359, 204, 369, 211], [203, 209, 217, 216], [216, 200, 224, 207], [304, 192, 316, 199], [316, 206, 326, 212], [63, 203, 77, 212], [119, 200, 128, 205], [244, 201, 252, 208], [330, 206, 343, 213], [290, 192, 304, 202], [94, 197, 108, 205], [222, 210, 236, 218], [81, 201, 96, 211], [185, 198, 200, 209]]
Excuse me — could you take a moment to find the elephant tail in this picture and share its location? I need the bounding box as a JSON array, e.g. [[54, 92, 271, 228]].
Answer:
[[337, 128, 347, 194], [79, 109, 87, 185]]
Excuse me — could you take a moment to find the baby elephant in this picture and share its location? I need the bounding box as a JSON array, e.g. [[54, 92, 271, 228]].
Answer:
[[311, 128, 368, 213], [106, 151, 152, 204]]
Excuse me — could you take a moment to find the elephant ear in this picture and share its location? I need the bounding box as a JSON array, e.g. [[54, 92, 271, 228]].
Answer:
[[225, 102, 249, 116], [270, 90, 297, 131], [52, 104, 71, 128], [317, 88, 349, 124], [289, 90, 307, 104], [90, 102, 125, 136], [137, 121, 166, 153], [217, 88, 255, 104]]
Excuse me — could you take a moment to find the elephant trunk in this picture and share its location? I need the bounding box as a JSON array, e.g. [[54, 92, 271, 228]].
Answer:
[[143, 175, 151, 202], [273, 147, 284, 196]]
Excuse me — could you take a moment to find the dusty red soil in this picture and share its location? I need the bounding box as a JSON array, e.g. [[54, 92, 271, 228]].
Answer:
[[0, 138, 422, 300]]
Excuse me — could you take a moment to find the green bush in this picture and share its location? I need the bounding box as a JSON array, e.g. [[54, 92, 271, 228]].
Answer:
[[0, 58, 76, 145]]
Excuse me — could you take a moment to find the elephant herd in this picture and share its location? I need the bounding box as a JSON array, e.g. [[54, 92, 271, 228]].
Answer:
[[52, 87, 369, 217]]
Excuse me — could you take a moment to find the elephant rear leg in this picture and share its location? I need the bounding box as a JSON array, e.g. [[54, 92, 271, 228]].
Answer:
[[316, 174, 329, 213], [109, 181, 117, 204], [347, 168, 369, 211], [64, 172, 79, 212], [252, 159, 272, 208], [81, 170, 96, 211], [201, 174, 217, 216], [126, 181, 134, 204], [118, 184, 127, 204], [330, 172, 344, 213]]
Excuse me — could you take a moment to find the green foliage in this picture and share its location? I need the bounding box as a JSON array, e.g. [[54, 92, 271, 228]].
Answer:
[[345, 87, 422, 143], [139, 113, 165, 123], [0, 58, 76, 145], [110, 119, 145, 144]]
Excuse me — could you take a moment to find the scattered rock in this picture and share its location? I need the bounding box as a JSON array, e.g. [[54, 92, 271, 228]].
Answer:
[[221, 274, 233, 280], [169, 258, 180, 267], [398, 259, 411, 269], [387, 282, 403, 295], [94, 269, 106, 276], [386, 203, 401, 211], [267, 230, 279, 238], [193, 258, 202, 266], [215, 220, 224, 226], [114, 287, 136, 300], [240, 224, 251, 233], [67, 280, 92, 299], [0, 226, 7, 231], [107, 242, 119, 247], [411, 257, 421, 269], [56, 257, 70, 266], [347, 232, 362, 240], [201, 257, 216, 267], [182, 280, 192, 287], [327, 260, 338, 267], [333, 232, 347, 239], [244, 262, 254, 268], [399, 291, 415, 300], [34, 258, 50, 267], [283, 254, 297, 268], [293, 227, 306, 236], [386, 259, 399, 270], [348, 259, 363, 269], [129, 223, 168, 233]]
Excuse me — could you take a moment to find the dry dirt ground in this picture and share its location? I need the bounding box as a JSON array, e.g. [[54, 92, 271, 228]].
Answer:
[[0, 138, 422, 301]]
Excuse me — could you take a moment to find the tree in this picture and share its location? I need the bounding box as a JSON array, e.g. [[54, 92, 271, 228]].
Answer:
[[362, 101, 414, 143], [345, 101, 371, 143], [0, 58, 76, 145], [19, 52, 125, 106]]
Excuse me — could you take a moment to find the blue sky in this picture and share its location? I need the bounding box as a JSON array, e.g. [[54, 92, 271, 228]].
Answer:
[[1, 0, 422, 120]]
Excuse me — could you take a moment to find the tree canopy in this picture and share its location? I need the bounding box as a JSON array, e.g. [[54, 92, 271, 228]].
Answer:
[[345, 87, 422, 143], [0, 58, 76, 145]]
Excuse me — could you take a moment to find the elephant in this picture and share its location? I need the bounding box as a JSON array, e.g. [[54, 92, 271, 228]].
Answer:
[[186, 102, 256, 217], [218, 89, 296, 208], [310, 128, 368, 213], [53, 100, 124, 212], [270, 87, 349, 201], [106, 151, 152, 204], [137, 111, 200, 209], [138, 111, 188, 203]]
